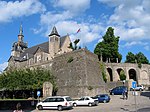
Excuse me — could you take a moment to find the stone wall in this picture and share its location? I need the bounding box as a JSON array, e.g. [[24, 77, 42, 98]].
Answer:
[[52, 49, 105, 98]]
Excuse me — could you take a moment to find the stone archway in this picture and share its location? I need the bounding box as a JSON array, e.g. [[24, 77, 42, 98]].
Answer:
[[107, 68, 113, 82], [128, 69, 137, 81], [117, 68, 124, 80]]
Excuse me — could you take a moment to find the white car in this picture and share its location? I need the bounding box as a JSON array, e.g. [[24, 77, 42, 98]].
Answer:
[[130, 85, 144, 91], [73, 96, 99, 107], [36, 96, 73, 111]]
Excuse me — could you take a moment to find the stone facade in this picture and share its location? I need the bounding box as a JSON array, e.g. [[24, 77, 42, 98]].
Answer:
[[52, 49, 105, 97], [105, 63, 150, 86]]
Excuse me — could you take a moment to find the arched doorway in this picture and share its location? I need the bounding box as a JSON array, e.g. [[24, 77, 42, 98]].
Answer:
[[128, 69, 137, 81], [107, 68, 113, 81], [117, 68, 124, 80]]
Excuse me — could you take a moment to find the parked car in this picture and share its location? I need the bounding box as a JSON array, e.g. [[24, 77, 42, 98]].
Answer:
[[36, 96, 73, 111], [94, 94, 110, 103], [109, 86, 128, 95], [130, 85, 144, 91], [73, 96, 99, 107]]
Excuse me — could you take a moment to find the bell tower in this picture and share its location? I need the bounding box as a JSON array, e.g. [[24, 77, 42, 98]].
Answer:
[[11, 24, 28, 57], [49, 26, 60, 57]]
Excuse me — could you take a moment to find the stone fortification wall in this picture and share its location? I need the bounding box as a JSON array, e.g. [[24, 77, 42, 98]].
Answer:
[[52, 49, 105, 98]]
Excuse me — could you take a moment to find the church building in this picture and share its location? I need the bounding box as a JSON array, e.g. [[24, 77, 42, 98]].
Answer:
[[8, 25, 72, 69]]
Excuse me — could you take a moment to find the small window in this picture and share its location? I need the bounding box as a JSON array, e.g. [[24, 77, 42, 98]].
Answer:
[[79, 98, 84, 101], [100, 95, 105, 97], [66, 97, 72, 101], [49, 98, 56, 102], [44, 98, 50, 102], [56, 98, 64, 102], [85, 98, 89, 100]]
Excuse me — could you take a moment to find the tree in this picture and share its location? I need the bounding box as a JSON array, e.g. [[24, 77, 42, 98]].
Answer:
[[99, 62, 107, 83], [125, 52, 136, 63], [68, 39, 81, 51], [0, 68, 57, 91], [119, 70, 126, 81], [94, 27, 122, 62], [125, 52, 149, 64], [136, 52, 149, 64]]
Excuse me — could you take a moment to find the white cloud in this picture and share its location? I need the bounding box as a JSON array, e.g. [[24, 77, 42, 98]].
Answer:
[[51, 0, 91, 14], [0, 62, 8, 72], [40, 11, 72, 25], [123, 41, 148, 48], [98, 0, 150, 42], [0, 0, 46, 22], [52, 20, 103, 46], [144, 46, 149, 51]]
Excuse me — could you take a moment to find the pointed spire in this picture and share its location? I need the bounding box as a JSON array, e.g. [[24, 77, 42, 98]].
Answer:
[[18, 23, 24, 42], [19, 23, 23, 35], [49, 26, 60, 37]]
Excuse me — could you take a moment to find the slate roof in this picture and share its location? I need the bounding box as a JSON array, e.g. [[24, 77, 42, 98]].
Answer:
[[11, 35, 68, 62], [49, 26, 60, 37]]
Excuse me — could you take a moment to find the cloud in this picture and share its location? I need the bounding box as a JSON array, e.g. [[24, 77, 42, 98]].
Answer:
[[144, 46, 149, 51], [123, 41, 148, 48], [51, 0, 91, 14], [98, 0, 150, 42], [39, 19, 104, 46], [0, 62, 8, 72], [0, 0, 46, 22]]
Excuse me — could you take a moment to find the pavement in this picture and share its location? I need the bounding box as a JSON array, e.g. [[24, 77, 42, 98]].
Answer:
[[1, 91, 150, 112]]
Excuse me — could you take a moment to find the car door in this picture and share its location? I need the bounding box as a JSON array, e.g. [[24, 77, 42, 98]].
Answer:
[[41, 98, 52, 109], [77, 97, 85, 105], [84, 97, 90, 105], [99, 95, 105, 102]]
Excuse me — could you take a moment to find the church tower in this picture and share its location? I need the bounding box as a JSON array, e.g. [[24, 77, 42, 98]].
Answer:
[[11, 24, 28, 57], [49, 26, 60, 57]]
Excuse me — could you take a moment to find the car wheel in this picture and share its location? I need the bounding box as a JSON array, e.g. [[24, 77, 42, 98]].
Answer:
[[112, 92, 114, 95], [88, 103, 92, 107], [58, 105, 63, 111], [103, 100, 106, 103], [37, 105, 43, 110], [73, 103, 77, 107]]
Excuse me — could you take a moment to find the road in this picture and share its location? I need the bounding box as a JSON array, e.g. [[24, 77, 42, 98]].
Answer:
[[1, 91, 150, 112]]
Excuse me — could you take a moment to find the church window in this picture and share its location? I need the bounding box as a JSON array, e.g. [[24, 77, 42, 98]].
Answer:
[[55, 37, 58, 41], [50, 37, 55, 42], [37, 55, 41, 62]]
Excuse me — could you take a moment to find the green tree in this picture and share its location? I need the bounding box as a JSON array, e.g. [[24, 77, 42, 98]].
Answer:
[[125, 52, 149, 64], [125, 52, 136, 63], [94, 27, 122, 62], [119, 70, 126, 81], [0, 68, 57, 92], [99, 62, 107, 83], [136, 52, 149, 64]]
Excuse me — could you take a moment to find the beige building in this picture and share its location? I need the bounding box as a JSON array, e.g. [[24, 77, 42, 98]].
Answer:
[[8, 26, 72, 69]]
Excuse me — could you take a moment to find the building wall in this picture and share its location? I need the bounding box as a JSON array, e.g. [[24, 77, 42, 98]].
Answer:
[[105, 63, 150, 86], [52, 49, 105, 97]]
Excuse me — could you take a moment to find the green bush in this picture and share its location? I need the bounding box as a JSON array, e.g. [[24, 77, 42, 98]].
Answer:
[[119, 70, 126, 81]]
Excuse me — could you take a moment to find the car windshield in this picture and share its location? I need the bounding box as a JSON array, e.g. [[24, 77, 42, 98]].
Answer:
[[66, 97, 72, 101]]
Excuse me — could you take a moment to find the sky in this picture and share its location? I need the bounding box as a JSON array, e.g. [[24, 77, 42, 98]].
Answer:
[[0, 0, 150, 72]]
